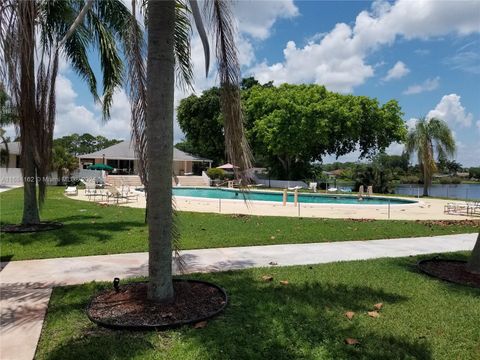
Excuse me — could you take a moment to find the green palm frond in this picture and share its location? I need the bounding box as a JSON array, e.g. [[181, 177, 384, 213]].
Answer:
[[204, 0, 252, 178], [174, 0, 194, 90], [123, 0, 148, 189], [86, 10, 123, 119], [405, 116, 456, 193]]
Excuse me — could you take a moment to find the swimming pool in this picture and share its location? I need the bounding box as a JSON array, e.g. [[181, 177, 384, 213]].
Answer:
[[172, 187, 416, 205]]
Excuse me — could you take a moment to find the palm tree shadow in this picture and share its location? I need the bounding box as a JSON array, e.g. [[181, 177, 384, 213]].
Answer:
[[2, 218, 145, 249], [39, 271, 433, 360]]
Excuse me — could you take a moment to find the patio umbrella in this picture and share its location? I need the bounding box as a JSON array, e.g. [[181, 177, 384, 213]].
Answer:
[[87, 163, 114, 171], [217, 163, 239, 170]]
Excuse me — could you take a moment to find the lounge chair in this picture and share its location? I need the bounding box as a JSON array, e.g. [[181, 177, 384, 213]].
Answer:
[[64, 186, 78, 196], [444, 201, 477, 216], [104, 186, 126, 204], [288, 185, 303, 191], [327, 187, 337, 192], [467, 201, 480, 216], [120, 185, 139, 202], [105, 185, 138, 204]]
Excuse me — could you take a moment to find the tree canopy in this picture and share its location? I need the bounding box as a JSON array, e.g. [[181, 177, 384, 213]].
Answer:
[[177, 81, 407, 178], [176, 87, 224, 163], [53, 133, 122, 156]]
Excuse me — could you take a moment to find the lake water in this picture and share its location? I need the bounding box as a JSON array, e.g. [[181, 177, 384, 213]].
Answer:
[[394, 183, 480, 200]]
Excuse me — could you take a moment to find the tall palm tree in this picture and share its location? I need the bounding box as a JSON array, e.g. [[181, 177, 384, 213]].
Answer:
[[405, 117, 455, 196], [141, 0, 251, 302], [0, 0, 141, 225]]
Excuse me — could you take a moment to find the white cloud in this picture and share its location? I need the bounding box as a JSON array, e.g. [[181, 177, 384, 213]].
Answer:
[[383, 61, 410, 81], [233, 0, 298, 40], [444, 44, 480, 74], [172, 1, 299, 141], [251, 0, 479, 92], [406, 118, 418, 130], [385, 141, 404, 155], [427, 94, 473, 127], [54, 75, 130, 139], [403, 77, 439, 95], [477, 121, 480, 133]]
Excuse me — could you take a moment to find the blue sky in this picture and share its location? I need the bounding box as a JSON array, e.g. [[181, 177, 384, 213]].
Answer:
[[16, 0, 479, 166]]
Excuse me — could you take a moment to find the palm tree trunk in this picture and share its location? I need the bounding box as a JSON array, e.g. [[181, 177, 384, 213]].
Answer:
[[19, 0, 40, 225], [423, 165, 429, 197], [467, 232, 480, 274], [146, 0, 175, 302]]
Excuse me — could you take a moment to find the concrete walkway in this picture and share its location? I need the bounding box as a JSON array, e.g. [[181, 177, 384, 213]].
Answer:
[[0, 233, 477, 360]]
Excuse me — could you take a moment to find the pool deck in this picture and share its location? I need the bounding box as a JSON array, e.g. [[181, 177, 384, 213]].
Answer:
[[72, 188, 478, 220]]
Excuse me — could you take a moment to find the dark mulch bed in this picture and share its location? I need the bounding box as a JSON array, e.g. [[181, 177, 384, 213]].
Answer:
[[418, 259, 480, 288], [0, 221, 63, 233], [87, 280, 227, 330], [416, 220, 480, 227]]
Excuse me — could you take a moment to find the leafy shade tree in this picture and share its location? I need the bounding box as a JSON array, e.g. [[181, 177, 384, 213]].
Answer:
[[438, 157, 463, 175], [246, 84, 407, 179], [51, 145, 78, 185], [176, 87, 224, 164], [54, 133, 122, 156], [177, 82, 407, 178], [354, 154, 396, 194], [468, 167, 480, 180], [405, 117, 455, 196], [0, 0, 140, 225]]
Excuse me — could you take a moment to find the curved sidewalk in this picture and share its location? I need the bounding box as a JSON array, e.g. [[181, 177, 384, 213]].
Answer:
[[0, 233, 477, 360]]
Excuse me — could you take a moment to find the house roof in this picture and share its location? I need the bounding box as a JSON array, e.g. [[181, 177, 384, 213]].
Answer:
[[78, 140, 212, 162]]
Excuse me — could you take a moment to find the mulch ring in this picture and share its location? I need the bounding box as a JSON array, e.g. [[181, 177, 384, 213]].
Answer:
[[87, 280, 228, 330], [0, 221, 63, 233], [418, 259, 480, 288]]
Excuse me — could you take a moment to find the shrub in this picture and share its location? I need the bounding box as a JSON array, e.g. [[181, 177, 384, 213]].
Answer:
[[399, 175, 420, 184], [206, 168, 225, 180], [438, 177, 462, 184]]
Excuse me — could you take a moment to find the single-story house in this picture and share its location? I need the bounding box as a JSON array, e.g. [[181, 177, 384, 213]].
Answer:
[[0, 141, 21, 168], [78, 140, 212, 175]]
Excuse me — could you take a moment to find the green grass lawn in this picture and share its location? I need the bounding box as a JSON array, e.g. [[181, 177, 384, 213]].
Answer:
[[1, 187, 478, 261], [35, 254, 480, 360]]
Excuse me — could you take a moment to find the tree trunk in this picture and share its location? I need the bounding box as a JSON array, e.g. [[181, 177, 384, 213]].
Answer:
[[19, 0, 40, 225], [467, 232, 480, 274], [423, 165, 429, 197], [146, 0, 175, 302]]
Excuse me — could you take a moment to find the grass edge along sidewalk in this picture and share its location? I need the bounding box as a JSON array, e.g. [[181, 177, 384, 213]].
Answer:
[[1, 187, 478, 261], [35, 253, 480, 360]]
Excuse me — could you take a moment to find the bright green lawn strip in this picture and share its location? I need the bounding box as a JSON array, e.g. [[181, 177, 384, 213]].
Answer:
[[35, 254, 480, 360], [1, 187, 477, 261]]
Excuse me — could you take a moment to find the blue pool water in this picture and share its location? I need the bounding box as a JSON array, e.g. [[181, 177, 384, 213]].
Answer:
[[172, 187, 416, 205]]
